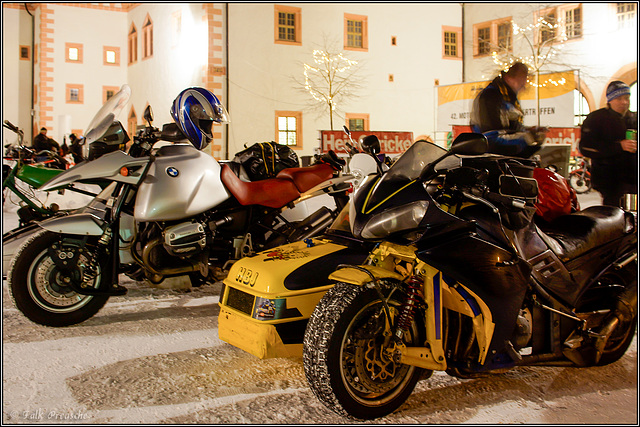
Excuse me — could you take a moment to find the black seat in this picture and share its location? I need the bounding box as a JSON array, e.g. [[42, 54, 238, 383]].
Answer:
[[536, 206, 635, 262]]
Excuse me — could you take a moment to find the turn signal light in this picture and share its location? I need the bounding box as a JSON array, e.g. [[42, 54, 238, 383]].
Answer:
[[120, 167, 129, 176]]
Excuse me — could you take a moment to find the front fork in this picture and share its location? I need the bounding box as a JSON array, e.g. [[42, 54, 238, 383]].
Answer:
[[361, 243, 494, 371]]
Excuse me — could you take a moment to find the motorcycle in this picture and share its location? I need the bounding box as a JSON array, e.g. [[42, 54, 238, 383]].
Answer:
[[568, 156, 592, 194], [300, 134, 637, 419], [7, 85, 354, 327]]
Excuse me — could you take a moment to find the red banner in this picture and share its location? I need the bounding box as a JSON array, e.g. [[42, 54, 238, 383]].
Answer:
[[451, 126, 581, 156], [320, 131, 414, 155]]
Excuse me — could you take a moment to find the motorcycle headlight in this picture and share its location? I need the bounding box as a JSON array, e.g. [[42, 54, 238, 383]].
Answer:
[[361, 201, 429, 239]]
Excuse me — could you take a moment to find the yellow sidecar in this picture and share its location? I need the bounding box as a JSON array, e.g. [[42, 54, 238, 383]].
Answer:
[[218, 216, 369, 359]]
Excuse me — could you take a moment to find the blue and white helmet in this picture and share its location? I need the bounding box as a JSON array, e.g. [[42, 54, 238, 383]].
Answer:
[[171, 87, 230, 150]]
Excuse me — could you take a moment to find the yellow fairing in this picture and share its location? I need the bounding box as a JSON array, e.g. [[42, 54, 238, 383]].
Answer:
[[218, 238, 350, 359]]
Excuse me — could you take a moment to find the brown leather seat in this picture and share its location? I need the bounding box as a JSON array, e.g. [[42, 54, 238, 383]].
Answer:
[[275, 163, 334, 193], [220, 164, 300, 208]]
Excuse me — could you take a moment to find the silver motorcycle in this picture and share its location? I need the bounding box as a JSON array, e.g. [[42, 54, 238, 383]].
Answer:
[[7, 85, 354, 326]]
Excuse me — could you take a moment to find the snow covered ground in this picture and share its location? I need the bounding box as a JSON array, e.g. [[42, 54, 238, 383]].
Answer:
[[2, 189, 637, 424]]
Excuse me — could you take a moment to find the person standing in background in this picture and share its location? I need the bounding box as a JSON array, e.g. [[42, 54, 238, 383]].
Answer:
[[470, 62, 547, 158], [579, 80, 637, 207]]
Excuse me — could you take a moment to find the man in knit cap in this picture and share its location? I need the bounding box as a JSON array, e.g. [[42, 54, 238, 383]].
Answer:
[[580, 80, 637, 207]]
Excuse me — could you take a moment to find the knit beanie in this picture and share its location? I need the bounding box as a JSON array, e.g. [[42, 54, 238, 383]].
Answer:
[[606, 80, 630, 103]]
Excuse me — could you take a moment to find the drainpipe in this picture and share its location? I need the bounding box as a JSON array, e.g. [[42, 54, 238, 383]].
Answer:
[[225, 3, 230, 159], [25, 2, 35, 140], [461, 3, 465, 82]]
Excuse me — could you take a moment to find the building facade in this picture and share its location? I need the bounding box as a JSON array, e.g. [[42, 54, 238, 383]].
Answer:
[[2, 3, 637, 160]]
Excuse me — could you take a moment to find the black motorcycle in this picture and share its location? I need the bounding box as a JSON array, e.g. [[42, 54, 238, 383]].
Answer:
[[303, 133, 637, 419]]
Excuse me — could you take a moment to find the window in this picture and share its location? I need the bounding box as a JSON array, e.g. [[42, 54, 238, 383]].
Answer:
[[142, 15, 153, 59], [274, 5, 301, 45], [172, 10, 181, 47], [473, 17, 513, 57], [344, 13, 368, 51], [536, 6, 583, 45], [128, 24, 137, 64], [103, 46, 120, 66], [564, 6, 581, 39], [497, 22, 512, 49], [617, 3, 637, 29], [276, 111, 302, 148], [19, 45, 30, 60], [128, 107, 137, 140], [477, 27, 491, 55], [539, 10, 556, 44], [442, 26, 462, 59], [65, 43, 83, 63], [346, 113, 369, 132], [103, 86, 120, 103], [65, 84, 84, 104], [573, 89, 590, 126]]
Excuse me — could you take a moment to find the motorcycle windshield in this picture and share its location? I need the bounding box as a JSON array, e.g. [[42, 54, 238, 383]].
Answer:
[[362, 140, 453, 213], [84, 84, 131, 145]]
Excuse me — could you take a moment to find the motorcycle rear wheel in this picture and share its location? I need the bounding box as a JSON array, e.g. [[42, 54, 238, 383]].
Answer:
[[569, 171, 591, 194], [303, 280, 425, 420], [8, 230, 110, 327]]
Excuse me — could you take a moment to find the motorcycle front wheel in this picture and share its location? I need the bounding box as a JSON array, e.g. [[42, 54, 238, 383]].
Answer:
[[8, 230, 110, 327], [569, 170, 591, 194], [303, 280, 425, 420]]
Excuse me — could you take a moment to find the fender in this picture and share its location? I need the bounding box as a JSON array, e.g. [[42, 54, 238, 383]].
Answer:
[[39, 212, 106, 236], [328, 264, 403, 285]]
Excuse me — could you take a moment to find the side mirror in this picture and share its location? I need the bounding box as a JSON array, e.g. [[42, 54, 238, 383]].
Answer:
[[143, 105, 154, 124], [343, 125, 351, 137], [361, 135, 381, 155], [450, 132, 488, 156]]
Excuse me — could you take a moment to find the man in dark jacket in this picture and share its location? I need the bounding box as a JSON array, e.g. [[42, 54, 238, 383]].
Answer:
[[470, 62, 547, 158], [579, 80, 637, 207], [32, 127, 60, 153]]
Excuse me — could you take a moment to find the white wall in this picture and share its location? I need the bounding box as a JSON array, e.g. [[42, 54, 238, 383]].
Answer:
[[126, 3, 209, 129], [2, 6, 34, 145], [227, 3, 462, 157], [463, 3, 638, 112], [48, 4, 128, 143]]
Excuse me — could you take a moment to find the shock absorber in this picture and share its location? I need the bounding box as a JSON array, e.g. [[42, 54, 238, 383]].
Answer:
[[394, 275, 423, 340], [81, 228, 112, 285]]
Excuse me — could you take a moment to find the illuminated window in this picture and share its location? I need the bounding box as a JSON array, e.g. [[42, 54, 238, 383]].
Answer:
[[344, 13, 368, 51], [128, 24, 137, 64], [473, 18, 512, 57], [443, 26, 462, 59], [103, 46, 120, 66], [65, 43, 83, 63], [540, 11, 556, 43], [275, 5, 301, 45], [276, 111, 302, 148]]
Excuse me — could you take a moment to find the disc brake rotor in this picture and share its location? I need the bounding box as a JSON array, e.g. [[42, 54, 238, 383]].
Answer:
[[31, 252, 94, 308]]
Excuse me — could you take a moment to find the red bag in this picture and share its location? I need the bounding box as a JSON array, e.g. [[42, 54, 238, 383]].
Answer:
[[533, 168, 580, 222]]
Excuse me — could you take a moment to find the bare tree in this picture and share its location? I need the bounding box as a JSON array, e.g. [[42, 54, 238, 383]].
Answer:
[[486, 10, 578, 126], [292, 38, 366, 130]]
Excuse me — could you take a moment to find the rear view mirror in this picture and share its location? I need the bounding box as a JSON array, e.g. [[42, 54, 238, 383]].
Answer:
[[361, 135, 381, 155], [143, 105, 154, 124]]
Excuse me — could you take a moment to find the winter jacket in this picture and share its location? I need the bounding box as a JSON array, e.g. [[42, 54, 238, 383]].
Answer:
[[579, 107, 638, 191], [470, 76, 537, 157]]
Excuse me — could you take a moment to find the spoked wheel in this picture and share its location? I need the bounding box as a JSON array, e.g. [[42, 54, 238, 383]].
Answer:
[[303, 280, 425, 420], [569, 171, 591, 194], [8, 230, 110, 327]]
